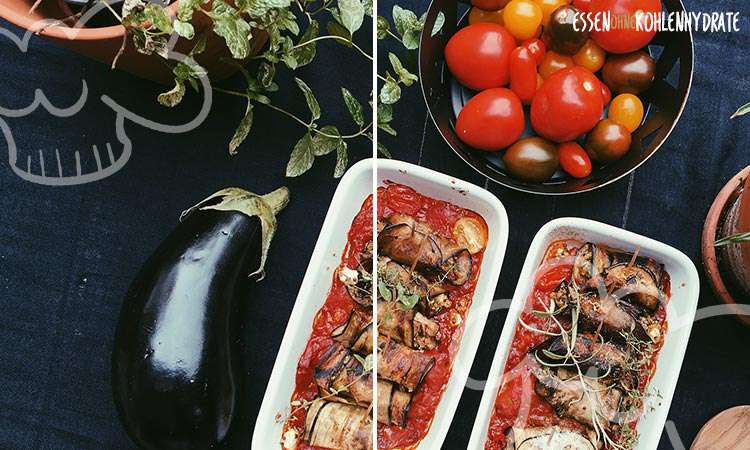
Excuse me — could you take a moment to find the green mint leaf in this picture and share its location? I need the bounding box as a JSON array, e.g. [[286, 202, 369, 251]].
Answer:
[[144, 3, 172, 34], [431, 11, 445, 37], [173, 20, 194, 39], [258, 62, 275, 88], [326, 20, 352, 47], [229, 101, 254, 155], [392, 5, 421, 50], [295, 77, 321, 122], [388, 52, 417, 86], [122, 0, 145, 19], [378, 101, 393, 124], [286, 133, 315, 177], [177, 0, 201, 22], [237, 0, 292, 17], [333, 140, 348, 178], [157, 79, 186, 107], [378, 122, 397, 136], [341, 88, 365, 127], [285, 20, 319, 69], [378, 280, 392, 301], [362, 0, 373, 17], [379, 78, 401, 105], [311, 126, 341, 156], [212, 3, 252, 59], [378, 141, 392, 158], [396, 284, 419, 310], [376, 16, 390, 39], [338, 0, 365, 34]]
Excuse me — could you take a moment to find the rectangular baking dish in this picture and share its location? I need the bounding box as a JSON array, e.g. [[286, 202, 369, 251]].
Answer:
[[254, 158, 509, 449], [467, 217, 700, 450]]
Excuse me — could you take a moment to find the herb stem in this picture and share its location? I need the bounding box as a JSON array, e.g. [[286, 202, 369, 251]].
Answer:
[[99, 0, 122, 22], [293, 36, 373, 61]]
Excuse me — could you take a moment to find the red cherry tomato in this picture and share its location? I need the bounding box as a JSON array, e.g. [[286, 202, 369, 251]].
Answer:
[[558, 142, 593, 178], [522, 38, 546, 64], [600, 80, 612, 104], [572, 0, 592, 12], [510, 46, 538, 104], [590, 0, 660, 54], [455, 88, 525, 151], [472, 0, 511, 11], [531, 67, 604, 143], [445, 23, 516, 90]]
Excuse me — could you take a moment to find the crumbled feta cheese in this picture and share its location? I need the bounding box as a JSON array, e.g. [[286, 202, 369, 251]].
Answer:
[[338, 267, 358, 285], [282, 429, 298, 449]]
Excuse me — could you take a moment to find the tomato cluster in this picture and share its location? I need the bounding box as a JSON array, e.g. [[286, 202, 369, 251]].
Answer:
[[446, 0, 659, 183]]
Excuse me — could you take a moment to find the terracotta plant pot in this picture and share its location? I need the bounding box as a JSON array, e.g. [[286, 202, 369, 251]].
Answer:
[[0, 0, 267, 84], [702, 165, 750, 327]]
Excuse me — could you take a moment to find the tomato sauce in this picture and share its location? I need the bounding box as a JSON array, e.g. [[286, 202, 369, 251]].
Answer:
[[377, 182, 488, 450], [484, 240, 671, 450], [282, 195, 374, 450]]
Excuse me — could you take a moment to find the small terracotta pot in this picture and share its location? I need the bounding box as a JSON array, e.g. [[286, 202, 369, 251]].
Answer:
[[0, 0, 267, 84], [702, 165, 750, 327]]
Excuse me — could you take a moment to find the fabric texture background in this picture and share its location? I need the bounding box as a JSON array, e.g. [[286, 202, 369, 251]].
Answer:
[[0, 0, 749, 449]]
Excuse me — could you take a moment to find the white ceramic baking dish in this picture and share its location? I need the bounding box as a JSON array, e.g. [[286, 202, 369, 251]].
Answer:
[[467, 217, 700, 450], [254, 158, 509, 449]]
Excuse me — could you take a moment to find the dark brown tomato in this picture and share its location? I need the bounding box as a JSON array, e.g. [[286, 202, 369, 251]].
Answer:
[[546, 5, 588, 55], [584, 119, 632, 163], [602, 51, 656, 94], [503, 137, 559, 182]]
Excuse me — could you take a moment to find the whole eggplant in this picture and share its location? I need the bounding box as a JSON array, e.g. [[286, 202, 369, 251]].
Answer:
[[112, 187, 289, 450]]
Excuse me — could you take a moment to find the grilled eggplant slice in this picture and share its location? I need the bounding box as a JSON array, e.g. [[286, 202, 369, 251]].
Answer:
[[572, 243, 611, 286], [536, 334, 637, 391], [112, 187, 288, 450], [535, 369, 623, 431], [578, 291, 650, 342], [378, 301, 440, 351], [331, 307, 372, 354], [378, 215, 472, 286], [340, 244, 373, 307], [603, 264, 662, 311], [304, 401, 372, 450], [378, 337, 435, 392], [507, 426, 597, 450], [314, 344, 373, 406], [377, 380, 413, 427]]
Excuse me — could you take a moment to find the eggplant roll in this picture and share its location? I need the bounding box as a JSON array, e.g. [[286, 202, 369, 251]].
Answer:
[[536, 333, 637, 391], [379, 257, 450, 316], [378, 300, 440, 351], [535, 369, 623, 431], [377, 337, 435, 392], [314, 344, 372, 406], [378, 214, 472, 286], [572, 243, 611, 287], [304, 401, 372, 450], [377, 380, 413, 427], [331, 307, 373, 355], [340, 243, 374, 307], [507, 426, 597, 450]]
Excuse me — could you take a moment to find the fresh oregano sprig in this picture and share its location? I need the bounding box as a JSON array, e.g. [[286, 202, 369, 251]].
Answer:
[[100, 0, 373, 178], [715, 232, 750, 247]]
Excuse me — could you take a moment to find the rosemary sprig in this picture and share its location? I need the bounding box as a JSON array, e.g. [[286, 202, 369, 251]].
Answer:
[[715, 232, 750, 247]]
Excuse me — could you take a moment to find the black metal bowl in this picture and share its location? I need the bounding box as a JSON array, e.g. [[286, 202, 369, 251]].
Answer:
[[419, 0, 693, 195]]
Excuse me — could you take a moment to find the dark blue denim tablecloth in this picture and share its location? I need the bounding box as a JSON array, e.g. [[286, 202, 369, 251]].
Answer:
[[0, 0, 748, 448]]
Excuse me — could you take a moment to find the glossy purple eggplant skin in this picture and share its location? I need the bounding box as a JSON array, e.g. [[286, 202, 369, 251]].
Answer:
[[112, 209, 261, 450]]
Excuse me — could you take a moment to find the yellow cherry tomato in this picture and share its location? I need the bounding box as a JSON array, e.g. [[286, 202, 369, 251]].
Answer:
[[573, 39, 606, 73], [539, 50, 574, 79], [534, 0, 568, 27], [608, 94, 645, 132], [469, 7, 505, 26], [503, 0, 543, 40]]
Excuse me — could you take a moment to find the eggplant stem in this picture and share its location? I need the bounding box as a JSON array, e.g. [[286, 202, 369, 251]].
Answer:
[[181, 186, 290, 281]]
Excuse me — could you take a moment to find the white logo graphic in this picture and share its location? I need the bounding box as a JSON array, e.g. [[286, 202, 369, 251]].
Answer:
[[0, 4, 212, 186]]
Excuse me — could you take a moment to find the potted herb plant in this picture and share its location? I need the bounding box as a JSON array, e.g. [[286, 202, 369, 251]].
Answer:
[[702, 163, 750, 326]]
